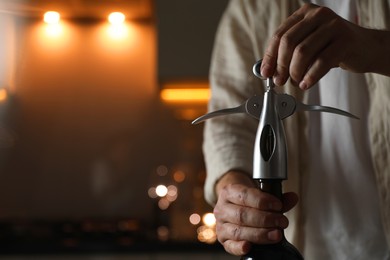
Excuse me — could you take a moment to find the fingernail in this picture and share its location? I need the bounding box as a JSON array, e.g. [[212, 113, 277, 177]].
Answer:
[[274, 76, 283, 86], [260, 68, 265, 78], [299, 80, 308, 90], [242, 241, 252, 254], [267, 230, 280, 241]]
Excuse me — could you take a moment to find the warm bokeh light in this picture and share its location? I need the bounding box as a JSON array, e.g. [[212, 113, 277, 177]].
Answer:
[[158, 198, 170, 210], [0, 89, 8, 102], [147, 187, 157, 198], [197, 225, 217, 244], [173, 170, 186, 183], [45, 24, 63, 37], [161, 81, 210, 103], [202, 213, 216, 227], [43, 11, 60, 24], [98, 21, 140, 52], [156, 165, 168, 176], [36, 18, 71, 46], [199, 213, 217, 243], [167, 185, 177, 197], [189, 213, 201, 225], [107, 24, 128, 39], [166, 185, 178, 202], [160, 88, 210, 103], [157, 226, 169, 241], [108, 12, 126, 25], [107, 12, 128, 39], [155, 184, 168, 197]]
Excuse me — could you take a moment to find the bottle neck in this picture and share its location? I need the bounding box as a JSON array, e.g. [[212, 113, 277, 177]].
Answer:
[[258, 179, 282, 200]]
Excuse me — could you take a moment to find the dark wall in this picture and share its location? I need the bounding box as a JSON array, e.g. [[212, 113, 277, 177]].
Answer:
[[156, 0, 229, 82], [0, 0, 229, 244]]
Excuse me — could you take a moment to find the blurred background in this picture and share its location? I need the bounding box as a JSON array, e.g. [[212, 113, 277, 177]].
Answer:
[[0, 0, 235, 258]]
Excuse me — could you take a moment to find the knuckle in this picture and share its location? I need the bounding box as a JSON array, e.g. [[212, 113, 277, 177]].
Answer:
[[231, 225, 242, 240], [301, 4, 335, 21], [280, 33, 294, 51], [299, 3, 319, 15], [301, 3, 314, 11], [219, 185, 230, 199], [271, 31, 283, 44], [261, 213, 273, 227], [221, 184, 231, 193], [255, 193, 269, 210], [234, 207, 246, 225], [254, 195, 263, 209], [314, 6, 333, 16], [295, 43, 308, 58], [237, 187, 249, 205], [213, 206, 221, 218]]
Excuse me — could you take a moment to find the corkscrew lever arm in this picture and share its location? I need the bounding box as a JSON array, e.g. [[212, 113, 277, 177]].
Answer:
[[295, 101, 359, 119], [192, 95, 263, 125], [192, 92, 359, 126], [191, 104, 246, 125]]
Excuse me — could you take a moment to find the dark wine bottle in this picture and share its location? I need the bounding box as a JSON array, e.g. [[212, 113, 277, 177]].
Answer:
[[240, 179, 304, 260]]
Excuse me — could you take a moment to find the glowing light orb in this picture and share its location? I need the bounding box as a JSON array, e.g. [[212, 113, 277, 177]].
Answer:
[[155, 184, 168, 197], [108, 12, 125, 25], [44, 11, 60, 24], [189, 213, 201, 225], [202, 213, 216, 227]]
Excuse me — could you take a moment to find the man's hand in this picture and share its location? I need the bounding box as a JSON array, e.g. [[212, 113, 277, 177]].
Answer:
[[214, 171, 298, 256], [260, 3, 390, 90]]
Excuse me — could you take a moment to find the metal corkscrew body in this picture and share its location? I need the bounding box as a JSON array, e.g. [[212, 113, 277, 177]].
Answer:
[[193, 60, 358, 181], [192, 59, 359, 259], [254, 78, 287, 180]]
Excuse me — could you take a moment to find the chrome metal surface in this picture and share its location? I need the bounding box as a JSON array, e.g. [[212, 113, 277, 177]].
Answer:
[[295, 101, 359, 119]]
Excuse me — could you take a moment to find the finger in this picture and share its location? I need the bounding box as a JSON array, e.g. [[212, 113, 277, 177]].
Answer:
[[216, 203, 289, 229], [274, 18, 320, 86], [222, 240, 252, 256], [217, 222, 283, 245], [299, 42, 339, 90], [289, 23, 334, 85], [281, 192, 299, 213], [221, 184, 283, 211], [261, 12, 304, 78]]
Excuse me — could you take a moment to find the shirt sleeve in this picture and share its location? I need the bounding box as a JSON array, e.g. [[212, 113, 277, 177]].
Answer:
[[203, 0, 266, 205]]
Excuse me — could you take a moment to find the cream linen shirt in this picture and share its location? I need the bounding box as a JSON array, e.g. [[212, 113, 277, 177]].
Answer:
[[203, 0, 390, 252]]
